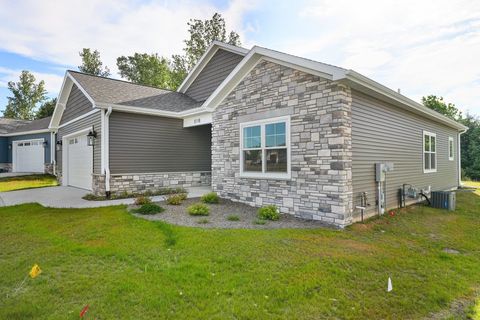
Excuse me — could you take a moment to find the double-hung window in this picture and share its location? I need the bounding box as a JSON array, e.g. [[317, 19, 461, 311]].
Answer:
[[423, 131, 437, 173], [240, 116, 290, 179], [448, 137, 454, 161]]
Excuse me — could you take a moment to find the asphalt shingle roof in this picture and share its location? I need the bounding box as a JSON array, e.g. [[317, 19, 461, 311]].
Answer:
[[7, 116, 52, 133], [0, 118, 32, 134], [68, 71, 202, 112]]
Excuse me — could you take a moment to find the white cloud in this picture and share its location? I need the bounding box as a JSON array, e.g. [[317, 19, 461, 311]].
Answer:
[[0, 0, 256, 75], [289, 0, 480, 113], [0, 67, 64, 96]]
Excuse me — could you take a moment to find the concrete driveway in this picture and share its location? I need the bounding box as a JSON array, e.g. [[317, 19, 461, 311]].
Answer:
[[0, 186, 211, 208]]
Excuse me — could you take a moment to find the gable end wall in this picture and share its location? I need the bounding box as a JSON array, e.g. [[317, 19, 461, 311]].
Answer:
[[212, 60, 353, 227]]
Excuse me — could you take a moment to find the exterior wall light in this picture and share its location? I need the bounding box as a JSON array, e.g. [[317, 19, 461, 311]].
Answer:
[[8, 143, 12, 150], [43, 141, 48, 148], [56, 140, 62, 151], [87, 130, 97, 146]]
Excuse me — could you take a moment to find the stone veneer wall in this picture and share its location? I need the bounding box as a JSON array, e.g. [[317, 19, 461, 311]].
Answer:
[[0, 163, 12, 172], [102, 171, 211, 196], [212, 61, 353, 227], [44, 163, 54, 175]]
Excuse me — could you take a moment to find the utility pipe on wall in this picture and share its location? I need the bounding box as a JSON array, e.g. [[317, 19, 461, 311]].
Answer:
[[104, 106, 112, 196]]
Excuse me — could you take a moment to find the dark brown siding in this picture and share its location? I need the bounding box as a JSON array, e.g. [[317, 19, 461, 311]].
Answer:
[[185, 49, 244, 101], [60, 85, 93, 125], [109, 112, 211, 174], [351, 90, 459, 216]]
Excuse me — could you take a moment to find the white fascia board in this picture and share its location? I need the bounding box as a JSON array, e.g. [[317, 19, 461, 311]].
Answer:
[[49, 71, 97, 129], [177, 41, 249, 93], [95, 103, 210, 119], [344, 71, 468, 131], [1, 129, 52, 137], [48, 73, 72, 129], [57, 108, 101, 129], [202, 46, 347, 110], [66, 72, 96, 106]]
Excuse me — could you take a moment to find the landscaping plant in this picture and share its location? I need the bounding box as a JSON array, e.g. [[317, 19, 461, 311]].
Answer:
[[257, 205, 280, 221], [133, 203, 164, 215], [134, 196, 152, 206], [166, 194, 185, 205], [201, 192, 220, 204], [227, 214, 240, 221], [187, 203, 210, 216]]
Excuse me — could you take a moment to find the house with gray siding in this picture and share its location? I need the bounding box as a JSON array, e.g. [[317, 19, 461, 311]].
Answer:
[[0, 117, 54, 174], [44, 40, 466, 227]]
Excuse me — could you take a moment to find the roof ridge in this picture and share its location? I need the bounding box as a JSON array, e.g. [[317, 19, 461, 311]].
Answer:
[[67, 70, 178, 93]]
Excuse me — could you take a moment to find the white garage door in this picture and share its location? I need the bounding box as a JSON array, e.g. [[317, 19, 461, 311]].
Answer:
[[66, 135, 93, 190], [13, 140, 44, 173]]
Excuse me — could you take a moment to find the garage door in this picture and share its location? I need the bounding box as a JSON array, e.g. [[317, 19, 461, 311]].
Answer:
[[66, 135, 93, 190], [13, 140, 44, 173]]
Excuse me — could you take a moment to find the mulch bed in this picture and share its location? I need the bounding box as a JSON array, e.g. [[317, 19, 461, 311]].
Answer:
[[131, 197, 331, 229]]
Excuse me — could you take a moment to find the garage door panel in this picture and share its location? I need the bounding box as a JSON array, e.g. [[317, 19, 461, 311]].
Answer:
[[67, 135, 93, 190], [14, 140, 44, 173]]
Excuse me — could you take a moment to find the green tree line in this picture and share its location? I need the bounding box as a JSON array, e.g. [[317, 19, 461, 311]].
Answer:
[[422, 95, 480, 180]]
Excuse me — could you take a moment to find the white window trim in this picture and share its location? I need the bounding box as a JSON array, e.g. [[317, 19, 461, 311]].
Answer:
[[448, 136, 454, 161], [239, 115, 291, 180], [423, 130, 437, 173]]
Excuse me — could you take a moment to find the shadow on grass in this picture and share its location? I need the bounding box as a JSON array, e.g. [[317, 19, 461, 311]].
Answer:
[[154, 221, 178, 247]]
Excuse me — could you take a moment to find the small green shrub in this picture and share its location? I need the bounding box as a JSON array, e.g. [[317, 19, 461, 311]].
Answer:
[[253, 219, 267, 225], [197, 218, 209, 224], [133, 203, 164, 215], [166, 194, 184, 205], [201, 192, 220, 204], [227, 214, 240, 221], [187, 203, 210, 216], [257, 205, 280, 221], [134, 195, 152, 206], [178, 193, 188, 200]]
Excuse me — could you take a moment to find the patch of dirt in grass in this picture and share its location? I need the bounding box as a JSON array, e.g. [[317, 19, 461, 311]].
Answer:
[[131, 197, 331, 229], [425, 295, 477, 320]]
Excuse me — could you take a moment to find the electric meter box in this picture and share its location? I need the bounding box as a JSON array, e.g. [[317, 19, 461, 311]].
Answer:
[[375, 162, 394, 182]]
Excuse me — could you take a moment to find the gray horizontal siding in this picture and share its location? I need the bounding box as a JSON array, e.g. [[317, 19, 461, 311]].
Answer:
[[351, 90, 459, 215], [57, 111, 101, 174], [109, 111, 211, 174], [60, 84, 93, 125], [185, 49, 244, 101]]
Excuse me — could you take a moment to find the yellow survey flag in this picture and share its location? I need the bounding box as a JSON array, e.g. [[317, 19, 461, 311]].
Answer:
[[29, 264, 41, 279]]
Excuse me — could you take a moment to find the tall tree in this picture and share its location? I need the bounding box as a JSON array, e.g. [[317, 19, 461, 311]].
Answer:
[[36, 98, 57, 119], [79, 48, 110, 77], [3, 71, 47, 120], [116, 53, 174, 89], [170, 12, 242, 88], [422, 95, 462, 120], [180, 12, 241, 70]]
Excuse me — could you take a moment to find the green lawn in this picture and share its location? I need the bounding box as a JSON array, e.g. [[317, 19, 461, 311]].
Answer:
[[1, 192, 480, 319], [0, 174, 58, 192]]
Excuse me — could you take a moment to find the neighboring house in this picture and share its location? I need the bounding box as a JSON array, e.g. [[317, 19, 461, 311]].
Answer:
[[0, 117, 54, 173], [42, 41, 468, 227]]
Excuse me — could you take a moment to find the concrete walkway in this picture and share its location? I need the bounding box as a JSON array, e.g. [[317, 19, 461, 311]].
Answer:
[[0, 172, 37, 178], [0, 186, 212, 208]]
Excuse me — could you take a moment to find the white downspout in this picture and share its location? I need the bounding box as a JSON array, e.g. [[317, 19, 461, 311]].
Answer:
[[105, 107, 112, 195], [458, 129, 466, 186], [51, 131, 56, 176]]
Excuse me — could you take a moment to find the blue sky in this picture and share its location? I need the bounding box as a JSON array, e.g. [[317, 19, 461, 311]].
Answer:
[[0, 0, 479, 115]]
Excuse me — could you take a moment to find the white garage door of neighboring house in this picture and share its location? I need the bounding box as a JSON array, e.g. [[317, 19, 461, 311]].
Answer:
[[13, 139, 44, 173], [66, 134, 93, 190]]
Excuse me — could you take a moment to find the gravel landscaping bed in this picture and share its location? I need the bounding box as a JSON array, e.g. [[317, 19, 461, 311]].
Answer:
[[131, 197, 331, 229]]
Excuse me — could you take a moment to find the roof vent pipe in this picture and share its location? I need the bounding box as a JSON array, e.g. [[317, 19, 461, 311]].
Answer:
[[397, 88, 401, 94]]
